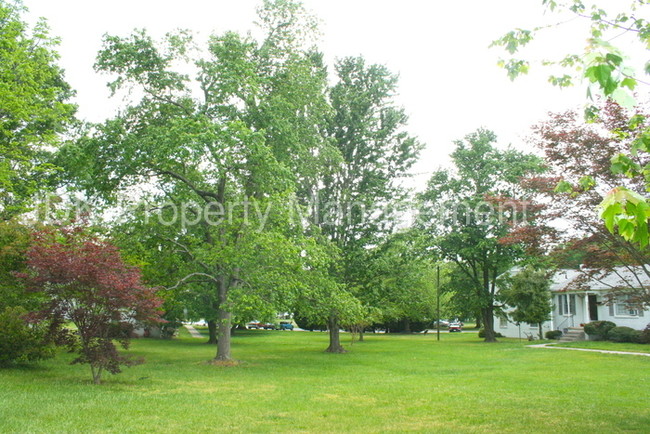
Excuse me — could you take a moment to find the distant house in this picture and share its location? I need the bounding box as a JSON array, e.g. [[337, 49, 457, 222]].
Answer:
[[496, 267, 650, 339]]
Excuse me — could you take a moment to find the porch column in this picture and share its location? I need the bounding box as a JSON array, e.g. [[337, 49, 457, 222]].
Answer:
[[583, 294, 589, 325]]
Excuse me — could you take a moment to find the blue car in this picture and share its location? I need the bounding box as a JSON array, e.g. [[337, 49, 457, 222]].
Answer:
[[279, 321, 294, 330]]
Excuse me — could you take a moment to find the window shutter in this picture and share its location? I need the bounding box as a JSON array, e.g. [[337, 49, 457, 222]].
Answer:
[[609, 304, 614, 317], [639, 309, 644, 318]]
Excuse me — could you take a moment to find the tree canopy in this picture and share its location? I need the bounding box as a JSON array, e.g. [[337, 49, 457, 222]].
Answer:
[[418, 129, 545, 341], [0, 0, 76, 220], [499, 267, 553, 340]]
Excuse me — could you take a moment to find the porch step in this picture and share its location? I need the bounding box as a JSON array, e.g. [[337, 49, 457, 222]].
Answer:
[[558, 327, 585, 343]]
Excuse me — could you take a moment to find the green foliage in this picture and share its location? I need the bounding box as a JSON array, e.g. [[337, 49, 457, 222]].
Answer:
[[600, 187, 650, 247], [0, 0, 76, 219], [0, 219, 33, 310], [597, 114, 650, 248], [499, 267, 553, 338], [493, 0, 649, 107], [638, 323, 650, 344], [545, 330, 563, 340], [301, 55, 422, 348], [362, 231, 442, 327], [494, 1, 650, 249], [418, 129, 545, 341], [607, 326, 641, 343], [584, 320, 617, 340], [61, 0, 340, 360], [441, 265, 482, 322], [0, 306, 55, 366]]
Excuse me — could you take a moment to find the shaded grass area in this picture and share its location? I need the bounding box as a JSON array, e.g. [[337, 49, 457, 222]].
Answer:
[[555, 340, 650, 354], [1, 330, 649, 433]]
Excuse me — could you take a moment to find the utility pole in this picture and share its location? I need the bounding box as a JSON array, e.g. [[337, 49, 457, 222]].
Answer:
[[436, 264, 440, 341]]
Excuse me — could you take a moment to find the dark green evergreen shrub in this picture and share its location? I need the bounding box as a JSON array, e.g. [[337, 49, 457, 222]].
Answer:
[[608, 326, 641, 343], [583, 321, 616, 340], [637, 324, 650, 344], [545, 330, 563, 340]]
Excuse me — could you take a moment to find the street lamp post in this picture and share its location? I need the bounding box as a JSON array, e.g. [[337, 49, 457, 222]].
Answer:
[[436, 264, 440, 341]]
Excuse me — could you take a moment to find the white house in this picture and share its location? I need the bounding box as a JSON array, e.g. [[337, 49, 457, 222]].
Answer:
[[495, 267, 650, 339]]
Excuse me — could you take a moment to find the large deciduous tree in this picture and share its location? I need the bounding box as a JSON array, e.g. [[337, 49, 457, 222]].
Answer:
[[307, 56, 422, 352], [418, 129, 544, 342], [507, 100, 650, 308], [18, 224, 163, 384], [61, 0, 334, 361], [0, 0, 76, 220]]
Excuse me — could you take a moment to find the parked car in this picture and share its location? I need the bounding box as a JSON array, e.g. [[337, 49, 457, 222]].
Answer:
[[433, 320, 450, 327], [278, 321, 294, 330], [246, 321, 262, 329], [260, 322, 276, 330], [448, 322, 462, 332]]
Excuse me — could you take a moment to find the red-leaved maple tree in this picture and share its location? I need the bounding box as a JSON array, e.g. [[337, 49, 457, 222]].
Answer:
[[502, 100, 650, 308], [18, 224, 163, 384]]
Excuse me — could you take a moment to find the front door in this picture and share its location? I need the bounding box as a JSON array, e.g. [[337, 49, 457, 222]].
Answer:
[[588, 294, 599, 321]]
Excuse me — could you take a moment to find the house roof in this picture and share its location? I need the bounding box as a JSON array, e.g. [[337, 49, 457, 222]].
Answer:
[[550, 266, 650, 293]]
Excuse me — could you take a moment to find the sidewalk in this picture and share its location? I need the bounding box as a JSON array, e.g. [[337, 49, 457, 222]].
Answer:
[[184, 324, 204, 339], [527, 343, 650, 357]]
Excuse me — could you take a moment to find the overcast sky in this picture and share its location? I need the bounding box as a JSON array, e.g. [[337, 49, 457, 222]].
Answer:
[[23, 0, 637, 190]]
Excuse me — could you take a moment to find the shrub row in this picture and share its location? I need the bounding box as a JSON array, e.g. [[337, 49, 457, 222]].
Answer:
[[583, 321, 650, 344]]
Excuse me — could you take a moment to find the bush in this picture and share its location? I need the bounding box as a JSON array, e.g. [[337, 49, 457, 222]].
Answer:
[[478, 329, 504, 338], [583, 321, 616, 340], [376, 319, 430, 333], [545, 330, 563, 340], [607, 326, 641, 343], [638, 324, 650, 344], [0, 307, 56, 366]]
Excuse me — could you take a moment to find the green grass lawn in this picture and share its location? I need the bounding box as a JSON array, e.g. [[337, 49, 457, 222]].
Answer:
[[1, 329, 649, 433]]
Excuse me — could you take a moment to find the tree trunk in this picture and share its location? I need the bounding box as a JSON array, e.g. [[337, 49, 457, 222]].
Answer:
[[538, 323, 543, 340], [206, 319, 217, 345], [91, 365, 102, 385], [214, 278, 232, 361], [359, 329, 364, 342], [215, 308, 232, 360], [403, 318, 411, 333], [481, 307, 497, 342], [325, 316, 346, 353]]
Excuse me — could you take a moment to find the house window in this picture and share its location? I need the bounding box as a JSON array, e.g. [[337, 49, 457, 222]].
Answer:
[[615, 295, 641, 317], [499, 317, 508, 328], [558, 294, 576, 315], [529, 323, 539, 329]]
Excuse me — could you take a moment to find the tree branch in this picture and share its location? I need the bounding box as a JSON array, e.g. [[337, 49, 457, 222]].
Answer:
[[154, 167, 221, 203], [167, 272, 220, 290]]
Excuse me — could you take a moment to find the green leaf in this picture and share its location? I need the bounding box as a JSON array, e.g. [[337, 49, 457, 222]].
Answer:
[[605, 53, 623, 66], [554, 180, 573, 194], [611, 153, 641, 177], [621, 77, 637, 90], [629, 114, 646, 130], [578, 175, 596, 190]]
